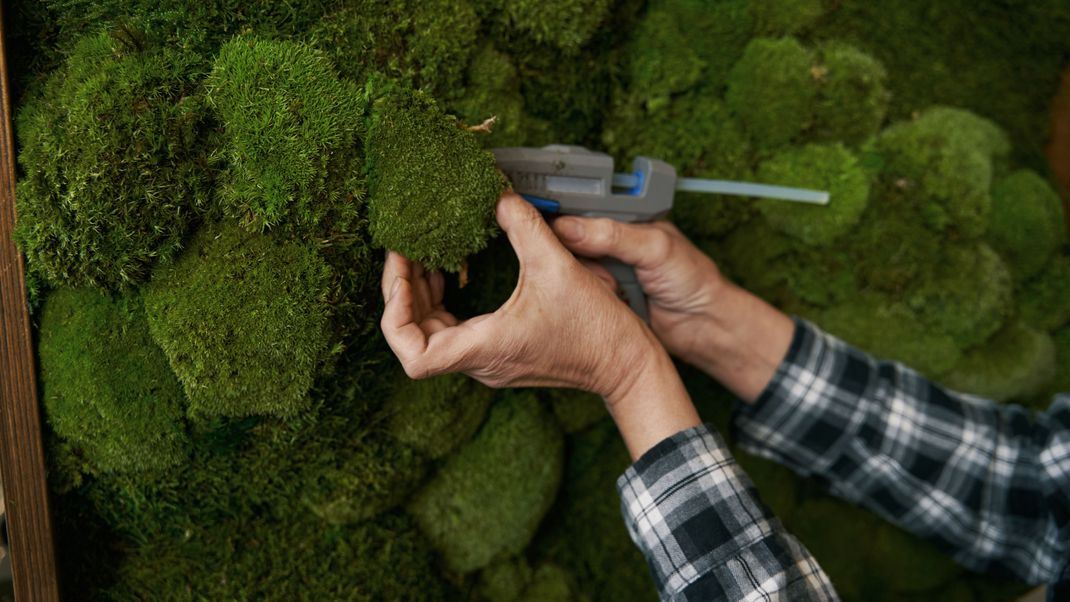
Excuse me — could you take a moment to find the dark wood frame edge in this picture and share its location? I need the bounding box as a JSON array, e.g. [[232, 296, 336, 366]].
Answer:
[[0, 8, 62, 602]]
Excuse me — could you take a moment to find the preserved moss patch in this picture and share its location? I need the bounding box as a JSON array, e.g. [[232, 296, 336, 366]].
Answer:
[[987, 170, 1067, 282], [386, 373, 494, 459], [144, 224, 333, 419], [726, 37, 816, 150]]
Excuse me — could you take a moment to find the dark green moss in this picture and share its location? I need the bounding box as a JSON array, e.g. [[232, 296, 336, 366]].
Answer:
[[143, 224, 333, 419], [479, 0, 612, 52], [943, 321, 1056, 403], [542, 388, 608, 434], [732, 448, 799, 523], [867, 522, 963, 594], [986, 170, 1066, 283], [386, 373, 494, 459], [874, 107, 1009, 239], [726, 37, 816, 150], [787, 498, 880, 600], [409, 391, 564, 573], [1018, 253, 1070, 333], [749, 0, 826, 36], [207, 36, 365, 232], [366, 86, 505, 272], [810, 42, 889, 146], [756, 143, 871, 246], [14, 30, 210, 288], [39, 287, 188, 474]]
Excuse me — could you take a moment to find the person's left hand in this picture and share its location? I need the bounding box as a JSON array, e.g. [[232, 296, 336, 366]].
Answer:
[[380, 192, 666, 405]]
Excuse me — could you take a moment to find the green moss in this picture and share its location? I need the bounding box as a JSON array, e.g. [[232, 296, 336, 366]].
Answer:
[[480, 0, 612, 52], [810, 43, 889, 146], [787, 498, 879, 600], [987, 170, 1066, 282], [818, 293, 962, 378], [409, 391, 563, 573], [451, 45, 553, 148], [14, 30, 209, 288], [366, 86, 505, 272], [207, 36, 365, 232], [749, 0, 826, 36], [543, 388, 607, 434], [38, 287, 188, 474], [143, 224, 333, 419], [906, 243, 1012, 348], [943, 321, 1056, 403], [108, 511, 450, 600], [732, 448, 799, 523], [874, 107, 1009, 238], [1046, 327, 1070, 399], [868, 522, 962, 593], [756, 143, 871, 246], [478, 557, 534, 602], [521, 563, 577, 602], [386, 373, 494, 459], [518, 44, 613, 144], [1018, 253, 1070, 332], [726, 37, 816, 150], [534, 421, 654, 602]]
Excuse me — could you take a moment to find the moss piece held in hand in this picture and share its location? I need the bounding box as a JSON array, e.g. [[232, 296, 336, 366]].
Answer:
[[409, 391, 563, 573], [387, 373, 494, 459], [875, 107, 1010, 238], [367, 87, 505, 272], [144, 224, 333, 419], [943, 321, 1056, 403], [207, 36, 366, 232], [986, 170, 1067, 282], [14, 30, 209, 288], [726, 37, 816, 150], [39, 288, 188, 474], [811, 43, 890, 146], [757, 143, 871, 246]]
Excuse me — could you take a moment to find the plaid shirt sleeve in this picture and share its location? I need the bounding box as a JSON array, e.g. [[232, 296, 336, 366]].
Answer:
[[616, 424, 839, 601], [733, 317, 1070, 585]]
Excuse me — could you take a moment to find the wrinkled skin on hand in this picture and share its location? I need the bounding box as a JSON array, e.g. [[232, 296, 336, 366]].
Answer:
[[380, 192, 661, 405]]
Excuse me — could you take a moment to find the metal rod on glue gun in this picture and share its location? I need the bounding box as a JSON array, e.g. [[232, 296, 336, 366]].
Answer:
[[611, 173, 830, 205]]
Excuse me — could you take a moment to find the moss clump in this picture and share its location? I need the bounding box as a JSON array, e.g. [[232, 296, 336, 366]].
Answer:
[[543, 388, 607, 434], [409, 391, 563, 573], [810, 43, 889, 146], [366, 87, 505, 272], [479, 0, 612, 52], [14, 30, 209, 288], [868, 522, 963, 594], [756, 143, 871, 246], [732, 448, 799, 523], [386, 373, 494, 459], [986, 170, 1067, 282], [1018, 253, 1070, 332], [207, 36, 365, 232], [748, 0, 826, 36], [143, 224, 333, 419], [451, 45, 553, 148], [477, 558, 578, 602], [109, 511, 451, 600], [874, 107, 1009, 238], [943, 321, 1056, 402], [726, 37, 816, 150], [38, 288, 188, 474], [787, 498, 879, 600], [534, 421, 654, 602]]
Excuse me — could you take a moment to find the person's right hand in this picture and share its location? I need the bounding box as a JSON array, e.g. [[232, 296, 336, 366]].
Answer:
[[551, 217, 727, 370]]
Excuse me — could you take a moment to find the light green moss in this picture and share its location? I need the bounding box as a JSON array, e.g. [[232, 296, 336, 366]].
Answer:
[[366, 86, 505, 272], [1018, 253, 1070, 332], [987, 170, 1066, 282], [409, 391, 563, 573], [386, 373, 494, 459], [14, 30, 209, 288], [207, 36, 365, 232], [39, 288, 188, 474], [943, 321, 1056, 402], [756, 143, 871, 246], [810, 43, 889, 146], [143, 224, 333, 419], [726, 37, 816, 150]]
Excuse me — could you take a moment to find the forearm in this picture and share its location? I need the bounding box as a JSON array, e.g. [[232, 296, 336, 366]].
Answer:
[[682, 279, 796, 403]]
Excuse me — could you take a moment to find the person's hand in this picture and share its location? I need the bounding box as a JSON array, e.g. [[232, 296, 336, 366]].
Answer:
[[551, 216, 795, 402], [380, 192, 700, 458]]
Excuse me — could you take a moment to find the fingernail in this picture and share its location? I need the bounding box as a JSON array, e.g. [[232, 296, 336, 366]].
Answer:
[[556, 218, 584, 242], [388, 277, 402, 302]]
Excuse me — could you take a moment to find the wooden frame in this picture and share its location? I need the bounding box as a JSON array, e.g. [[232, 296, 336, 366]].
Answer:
[[0, 9, 62, 601]]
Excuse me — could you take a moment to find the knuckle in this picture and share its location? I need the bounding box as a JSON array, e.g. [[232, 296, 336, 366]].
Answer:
[[650, 228, 674, 260]]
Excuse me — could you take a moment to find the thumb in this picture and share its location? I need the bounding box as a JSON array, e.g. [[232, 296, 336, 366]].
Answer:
[[553, 216, 676, 271], [496, 191, 572, 268]]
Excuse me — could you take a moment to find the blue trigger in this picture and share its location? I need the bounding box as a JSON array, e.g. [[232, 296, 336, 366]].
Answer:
[[520, 194, 561, 214], [627, 169, 644, 196]]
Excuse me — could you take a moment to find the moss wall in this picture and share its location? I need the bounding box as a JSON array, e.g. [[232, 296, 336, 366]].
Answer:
[[8, 0, 1070, 600]]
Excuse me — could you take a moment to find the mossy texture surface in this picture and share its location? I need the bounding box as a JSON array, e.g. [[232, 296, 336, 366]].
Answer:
[[11, 1, 1067, 600]]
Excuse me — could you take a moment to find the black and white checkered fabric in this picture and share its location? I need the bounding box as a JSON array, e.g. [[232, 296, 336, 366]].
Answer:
[[616, 318, 1070, 601]]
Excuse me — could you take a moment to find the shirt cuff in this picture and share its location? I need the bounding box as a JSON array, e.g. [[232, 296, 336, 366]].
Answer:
[[731, 317, 872, 478], [616, 424, 778, 597]]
